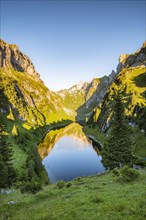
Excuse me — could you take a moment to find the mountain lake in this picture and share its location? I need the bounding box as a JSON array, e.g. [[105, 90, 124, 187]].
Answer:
[[38, 123, 105, 183]]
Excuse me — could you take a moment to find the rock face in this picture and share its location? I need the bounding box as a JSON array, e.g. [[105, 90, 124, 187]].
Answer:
[[116, 42, 146, 73], [0, 39, 40, 80]]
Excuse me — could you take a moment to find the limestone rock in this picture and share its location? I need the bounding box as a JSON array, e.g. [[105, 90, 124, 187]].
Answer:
[[0, 39, 40, 81], [116, 41, 146, 73]]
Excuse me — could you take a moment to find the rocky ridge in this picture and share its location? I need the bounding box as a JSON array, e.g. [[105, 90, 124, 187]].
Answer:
[[0, 39, 40, 81], [117, 41, 146, 73]]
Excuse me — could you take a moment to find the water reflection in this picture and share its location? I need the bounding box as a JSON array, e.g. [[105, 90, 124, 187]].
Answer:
[[38, 123, 104, 183]]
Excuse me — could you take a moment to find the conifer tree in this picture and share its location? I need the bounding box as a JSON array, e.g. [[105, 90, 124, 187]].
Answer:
[[138, 107, 146, 136], [102, 93, 133, 169], [0, 118, 16, 188]]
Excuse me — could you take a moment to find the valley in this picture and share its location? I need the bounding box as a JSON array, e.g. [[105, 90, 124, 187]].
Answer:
[[0, 39, 146, 219], [0, 39, 146, 181]]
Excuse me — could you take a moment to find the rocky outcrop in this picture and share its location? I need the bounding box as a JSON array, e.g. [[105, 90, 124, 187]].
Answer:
[[116, 41, 146, 73], [0, 39, 40, 80]]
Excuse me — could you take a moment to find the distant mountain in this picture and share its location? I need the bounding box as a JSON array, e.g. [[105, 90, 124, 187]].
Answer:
[[0, 39, 75, 127], [58, 73, 117, 122]]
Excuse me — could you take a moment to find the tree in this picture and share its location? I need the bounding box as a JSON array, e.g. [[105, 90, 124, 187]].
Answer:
[[138, 107, 146, 136], [102, 93, 133, 170], [0, 117, 16, 188]]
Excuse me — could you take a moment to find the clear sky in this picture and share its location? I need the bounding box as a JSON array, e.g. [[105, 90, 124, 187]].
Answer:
[[1, 0, 145, 91]]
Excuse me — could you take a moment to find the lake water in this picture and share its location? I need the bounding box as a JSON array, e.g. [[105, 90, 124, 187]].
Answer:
[[38, 123, 104, 183]]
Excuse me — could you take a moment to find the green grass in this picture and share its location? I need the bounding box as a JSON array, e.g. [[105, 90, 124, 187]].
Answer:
[[132, 127, 146, 158], [83, 125, 106, 144], [0, 68, 75, 127], [0, 170, 145, 220]]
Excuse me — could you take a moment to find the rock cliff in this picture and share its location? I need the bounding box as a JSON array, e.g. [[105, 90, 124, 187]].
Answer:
[[116, 42, 146, 73], [0, 39, 40, 80]]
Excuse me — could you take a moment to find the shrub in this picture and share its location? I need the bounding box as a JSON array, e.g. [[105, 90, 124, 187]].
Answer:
[[66, 182, 72, 188], [56, 180, 66, 189], [20, 181, 42, 194], [134, 157, 146, 167], [112, 167, 120, 176], [117, 166, 140, 182]]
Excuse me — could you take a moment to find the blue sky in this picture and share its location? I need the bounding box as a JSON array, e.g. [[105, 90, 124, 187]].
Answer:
[[1, 0, 145, 91]]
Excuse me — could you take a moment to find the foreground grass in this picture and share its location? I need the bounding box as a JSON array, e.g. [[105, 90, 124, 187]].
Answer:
[[0, 170, 145, 220]]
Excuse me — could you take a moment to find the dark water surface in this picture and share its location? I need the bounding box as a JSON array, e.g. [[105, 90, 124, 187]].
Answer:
[[38, 123, 104, 183]]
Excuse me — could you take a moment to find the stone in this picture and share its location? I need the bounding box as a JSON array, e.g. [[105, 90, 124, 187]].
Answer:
[[8, 201, 16, 205], [119, 54, 128, 64], [0, 189, 13, 194]]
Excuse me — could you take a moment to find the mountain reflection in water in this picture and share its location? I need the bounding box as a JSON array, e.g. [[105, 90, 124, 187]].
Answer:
[[38, 123, 104, 183]]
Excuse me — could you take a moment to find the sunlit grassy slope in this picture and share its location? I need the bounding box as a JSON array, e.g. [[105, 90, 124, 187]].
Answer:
[[85, 67, 146, 158], [91, 67, 146, 125], [0, 170, 145, 220], [0, 68, 75, 127]]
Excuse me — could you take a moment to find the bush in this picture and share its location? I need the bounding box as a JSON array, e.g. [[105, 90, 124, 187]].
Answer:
[[66, 182, 72, 188], [117, 166, 140, 182], [133, 157, 146, 167], [56, 180, 66, 189], [20, 181, 42, 194], [112, 167, 120, 176]]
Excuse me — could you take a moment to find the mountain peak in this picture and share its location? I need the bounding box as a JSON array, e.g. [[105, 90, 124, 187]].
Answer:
[[119, 54, 129, 64], [142, 41, 146, 48], [0, 39, 41, 81], [117, 42, 146, 73]]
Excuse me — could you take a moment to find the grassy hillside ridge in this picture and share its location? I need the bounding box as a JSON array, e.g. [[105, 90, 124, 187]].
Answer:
[[90, 67, 146, 127], [77, 42, 146, 124], [84, 67, 146, 158], [0, 170, 145, 220], [0, 68, 75, 126]]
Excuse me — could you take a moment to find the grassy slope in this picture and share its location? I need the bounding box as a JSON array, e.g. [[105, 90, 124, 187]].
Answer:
[[83, 125, 106, 144], [85, 67, 146, 158], [0, 170, 145, 220], [0, 68, 75, 126]]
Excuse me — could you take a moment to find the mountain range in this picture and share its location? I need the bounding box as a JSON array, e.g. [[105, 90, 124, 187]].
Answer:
[[1, 39, 145, 128], [0, 39, 146, 181]]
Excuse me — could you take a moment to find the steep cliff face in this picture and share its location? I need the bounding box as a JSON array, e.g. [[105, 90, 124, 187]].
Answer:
[[89, 42, 146, 131], [0, 39, 74, 126], [0, 39, 40, 80]]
